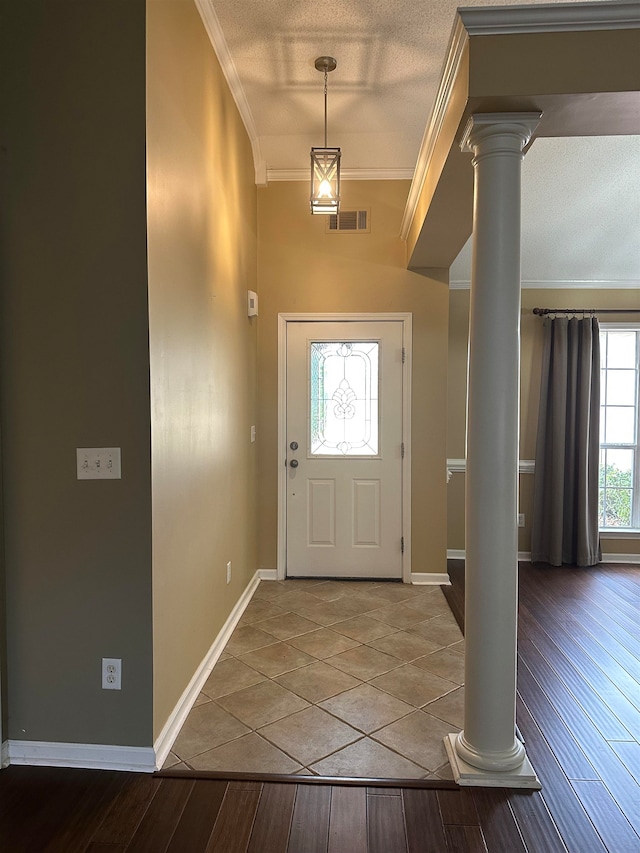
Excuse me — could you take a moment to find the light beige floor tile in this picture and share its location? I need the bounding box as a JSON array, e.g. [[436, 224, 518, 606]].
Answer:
[[217, 651, 231, 662], [240, 599, 287, 624], [367, 631, 443, 661], [369, 603, 430, 629], [278, 578, 327, 590], [407, 615, 464, 646], [331, 615, 399, 643], [238, 641, 316, 677], [287, 627, 360, 659], [252, 580, 288, 601], [189, 732, 303, 774], [275, 661, 363, 703], [367, 584, 422, 604], [161, 751, 182, 769], [172, 702, 250, 760], [371, 664, 458, 707], [293, 598, 378, 625], [450, 639, 465, 653], [319, 683, 413, 734], [327, 645, 402, 681], [413, 648, 465, 684], [423, 686, 465, 728], [201, 657, 266, 700], [310, 737, 425, 779], [272, 590, 330, 612], [401, 592, 452, 617], [305, 581, 350, 601], [259, 706, 362, 766], [193, 692, 212, 707], [254, 611, 322, 641], [225, 624, 278, 656], [372, 710, 458, 772], [215, 679, 309, 729], [433, 761, 456, 780]]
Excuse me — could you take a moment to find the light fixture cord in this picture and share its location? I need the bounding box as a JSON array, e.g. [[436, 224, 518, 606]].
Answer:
[[324, 69, 328, 147]]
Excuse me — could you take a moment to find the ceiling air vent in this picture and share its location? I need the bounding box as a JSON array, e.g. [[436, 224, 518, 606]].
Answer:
[[327, 209, 370, 234]]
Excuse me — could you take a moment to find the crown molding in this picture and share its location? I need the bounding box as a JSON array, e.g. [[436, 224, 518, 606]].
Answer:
[[450, 279, 640, 290], [401, 1, 640, 242], [266, 167, 415, 183], [400, 14, 469, 240], [458, 1, 640, 35], [194, 0, 267, 185]]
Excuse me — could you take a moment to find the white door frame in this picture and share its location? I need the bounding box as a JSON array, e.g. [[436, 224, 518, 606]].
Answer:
[[277, 312, 412, 582]]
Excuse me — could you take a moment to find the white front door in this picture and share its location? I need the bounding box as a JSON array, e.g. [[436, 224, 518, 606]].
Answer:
[[285, 320, 405, 578]]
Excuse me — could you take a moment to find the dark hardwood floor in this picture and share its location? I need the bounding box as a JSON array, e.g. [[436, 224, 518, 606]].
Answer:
[[1, 560, 638, 852]]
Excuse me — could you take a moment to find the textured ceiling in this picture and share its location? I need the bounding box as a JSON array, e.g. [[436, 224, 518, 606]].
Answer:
[[451, 135, 640, 285], [206, 0, 640, 285]]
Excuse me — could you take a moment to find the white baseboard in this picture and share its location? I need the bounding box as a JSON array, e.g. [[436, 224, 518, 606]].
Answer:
[[448, 549, 639, 566], [153, 570, 261, 770], [447, 550, 533, 562], [7, 740, 156, 772], [447, 550, 466, 560], [258, 569, 278, 580], [601, 552, 640, 565], [411, 573, 451, 585]]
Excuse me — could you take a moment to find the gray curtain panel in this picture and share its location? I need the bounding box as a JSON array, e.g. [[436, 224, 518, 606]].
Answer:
[[532, 316, 601, 567]]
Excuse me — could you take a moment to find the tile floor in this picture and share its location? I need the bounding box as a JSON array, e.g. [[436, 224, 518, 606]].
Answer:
[[163, 578, 465, 779]]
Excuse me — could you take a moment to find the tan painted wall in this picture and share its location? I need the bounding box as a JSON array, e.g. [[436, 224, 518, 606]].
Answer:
[[1, 1, 153, 745], [257, 181, 449, 577], [447, 288, 640, 557], [146, 0, 258, 737]]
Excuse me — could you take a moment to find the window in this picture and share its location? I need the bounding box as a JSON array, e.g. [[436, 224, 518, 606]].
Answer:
[[309, 341, 379, 456], [599, 326, 640, 530]]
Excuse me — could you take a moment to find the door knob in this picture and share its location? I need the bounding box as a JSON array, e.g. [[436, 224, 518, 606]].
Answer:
[[290, 441, 299, 451], [289, 459, 299, 468]]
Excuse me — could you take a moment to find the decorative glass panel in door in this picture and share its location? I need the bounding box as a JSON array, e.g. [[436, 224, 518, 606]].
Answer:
[[310, 341, 379, 456]]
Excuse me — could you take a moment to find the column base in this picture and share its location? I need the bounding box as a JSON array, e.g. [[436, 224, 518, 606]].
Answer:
[[444, 734, 541, 789]]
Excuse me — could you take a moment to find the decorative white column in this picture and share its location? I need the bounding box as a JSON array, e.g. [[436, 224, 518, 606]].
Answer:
[[445, 113, 541, 788]]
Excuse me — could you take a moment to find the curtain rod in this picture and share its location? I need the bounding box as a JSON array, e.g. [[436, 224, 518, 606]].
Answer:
[[532, 307, 640, 316]]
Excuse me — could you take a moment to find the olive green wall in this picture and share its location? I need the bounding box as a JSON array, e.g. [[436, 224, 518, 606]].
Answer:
[[146, 0, 258, 738], [447, 288, 640, 558], [0, 1, 154, 745], [257, 181, 449, 577]]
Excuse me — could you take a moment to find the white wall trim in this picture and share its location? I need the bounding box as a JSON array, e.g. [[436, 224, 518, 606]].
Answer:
[[193, 0, 266, 185], [267, 168, 414, 183], [458, 2, 640, 35], [411, 572, 450, 585], [7, 741, 156, 772], [153, 570, 261, 770], [258, 568, 278, 580], [1, 740, 9, 769], [448, 549, 640, 565], [400, 14, 468, 241], [447, 550, 533, 562], [448, 458, 535, 474], [277, 313, 413, 582], [450, 279, 640, 291], [601, 552, 640, 564]]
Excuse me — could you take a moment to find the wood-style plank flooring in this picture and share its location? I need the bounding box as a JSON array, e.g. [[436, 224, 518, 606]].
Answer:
[[0, 560, 638, 852]]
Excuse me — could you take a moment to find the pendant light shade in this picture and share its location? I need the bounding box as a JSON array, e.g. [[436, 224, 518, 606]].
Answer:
[[310, 57, 341, 215]]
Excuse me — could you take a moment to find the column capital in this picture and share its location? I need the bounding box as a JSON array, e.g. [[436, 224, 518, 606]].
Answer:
[[460, 112, 542, 154]]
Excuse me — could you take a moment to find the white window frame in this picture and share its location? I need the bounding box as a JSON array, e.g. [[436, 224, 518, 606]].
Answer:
[[599, 323, 640, 532]]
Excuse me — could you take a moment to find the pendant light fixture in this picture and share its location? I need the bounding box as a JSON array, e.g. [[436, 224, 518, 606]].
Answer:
[[310, 56, 341, 215]]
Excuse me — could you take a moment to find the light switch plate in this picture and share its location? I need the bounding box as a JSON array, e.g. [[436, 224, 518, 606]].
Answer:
[[77, 448, 121, 480]]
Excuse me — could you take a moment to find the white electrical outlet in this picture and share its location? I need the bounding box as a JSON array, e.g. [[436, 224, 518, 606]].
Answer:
[[102, 658, 122, 690], [518, 513, 525, 528], [226, 561, 232, 584]]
